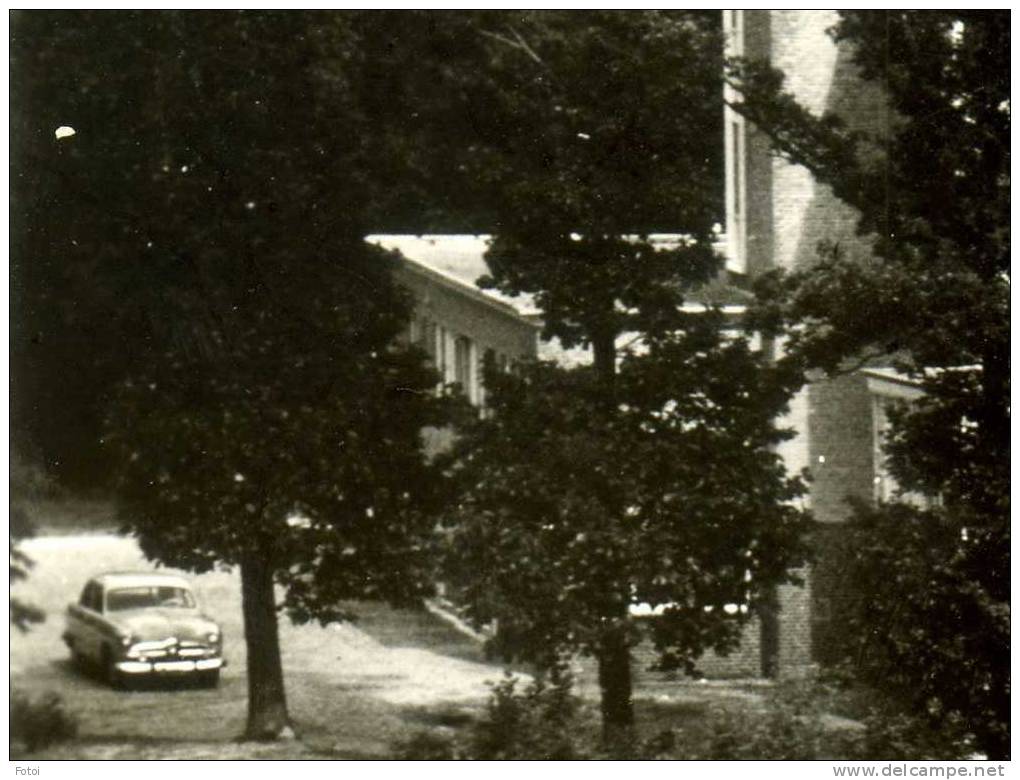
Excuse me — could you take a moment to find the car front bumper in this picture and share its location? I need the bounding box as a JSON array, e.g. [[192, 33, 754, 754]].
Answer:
[[115, 657, 225, 675]]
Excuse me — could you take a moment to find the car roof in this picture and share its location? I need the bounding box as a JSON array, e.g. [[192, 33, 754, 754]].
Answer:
[[93, 571, 193, 590]]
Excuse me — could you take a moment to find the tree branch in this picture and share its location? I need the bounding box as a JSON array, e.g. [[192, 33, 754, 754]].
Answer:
[[480, 27, 545, 67]]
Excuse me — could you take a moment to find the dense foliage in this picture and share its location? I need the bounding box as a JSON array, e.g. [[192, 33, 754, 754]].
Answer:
[[105, 239, 450, 615], [835, 502, 1008, 759], [461, 11, 724, 354], [430, 11, 810, 737], [12, 11, 454, 738], [729, 11, 1009, 758], [10, 691, 79, 756], [444, 335, 808, 730], [10, 507, 45, 633], [10, 11, 474, 489]]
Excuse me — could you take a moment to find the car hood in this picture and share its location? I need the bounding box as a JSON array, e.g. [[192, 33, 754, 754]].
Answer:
[[110, 609, 218, 642]]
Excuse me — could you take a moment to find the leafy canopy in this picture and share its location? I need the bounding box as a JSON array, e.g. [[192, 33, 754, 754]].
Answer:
[[12, 11, 454, 620], [462, 11, 725, 350], [10, 10, 472, 489], [436, 12, 810, 681], [444, 331, 808, 673]]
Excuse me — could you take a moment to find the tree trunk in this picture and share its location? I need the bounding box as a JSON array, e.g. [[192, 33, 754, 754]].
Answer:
[[591, 329, 617, 397], [592, 323, 635, 745], [759, 584, 780, 678], [240, 553, 291, 740], [597, 625, 634, 747]]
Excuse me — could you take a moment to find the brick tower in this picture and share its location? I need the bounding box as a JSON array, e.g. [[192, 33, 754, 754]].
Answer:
[[720, 10, 892, 676]]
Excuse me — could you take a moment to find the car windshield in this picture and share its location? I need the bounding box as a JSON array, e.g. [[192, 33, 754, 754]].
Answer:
[[105, 586, 196, 611]]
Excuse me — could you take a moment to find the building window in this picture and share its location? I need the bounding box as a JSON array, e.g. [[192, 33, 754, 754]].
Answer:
[[726, 116, 747, 273], [437, 325, 448, 380], [483, 347, 496, 370], [417, 318, 437, 364], [732, 120, 742, 218], [725, 10, 744, 57], [872, 396, 895, 503], [723, 10, 747, 274], [454, 335, 474, 401], [870, 391, 937, 509]]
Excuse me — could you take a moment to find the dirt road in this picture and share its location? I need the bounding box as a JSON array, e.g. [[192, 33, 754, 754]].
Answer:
[[11, 534, 514, 758]]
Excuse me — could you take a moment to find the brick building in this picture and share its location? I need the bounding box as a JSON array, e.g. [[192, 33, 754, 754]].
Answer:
[[703, 10, 898, 678]]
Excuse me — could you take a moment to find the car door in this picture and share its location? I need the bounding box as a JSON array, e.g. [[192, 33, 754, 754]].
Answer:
[[74, 581, 105, 662]]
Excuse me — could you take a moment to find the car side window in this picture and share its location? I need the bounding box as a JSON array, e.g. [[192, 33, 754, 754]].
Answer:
[[80, 582, 102, 613], [92, 585, 105, 613]]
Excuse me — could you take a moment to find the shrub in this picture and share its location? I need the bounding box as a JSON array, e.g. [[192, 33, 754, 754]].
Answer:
[[834, 501, 1009, 759], [397, 666, 975, 760], [10, 505, 45, 632], [712, 672, 976, 761], [855, 711, 974, 760], [468, 667, 598, 760], [10, 690, 78, 754], [397, 665, 603, 760]]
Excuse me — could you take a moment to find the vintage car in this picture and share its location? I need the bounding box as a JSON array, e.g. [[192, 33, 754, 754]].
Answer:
[[62, 571, 224, 688]]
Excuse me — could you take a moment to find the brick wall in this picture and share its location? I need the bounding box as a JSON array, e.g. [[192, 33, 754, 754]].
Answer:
[[807, 374, 875, 524], [744, 10, 878, 278], [809, 522, 857, 665], [735, 11, 891, 677], [629, 618, 763, 681]]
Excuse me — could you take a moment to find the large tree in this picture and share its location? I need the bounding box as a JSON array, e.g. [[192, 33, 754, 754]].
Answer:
[[729, 11, 1009, 758], [434, 11, 810, 741], [10, 10, 478, 489], [445, 334, 808, 743], [12, 11, 453, 739]]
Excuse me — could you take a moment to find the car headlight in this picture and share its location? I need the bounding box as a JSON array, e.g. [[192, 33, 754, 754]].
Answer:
[[120, 634, 134, 647], [207, 630, 220, 643]]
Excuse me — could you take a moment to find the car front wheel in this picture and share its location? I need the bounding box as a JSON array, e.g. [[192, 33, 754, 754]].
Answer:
[[101, 647, 126, 690], [66, 639, 87, 670], [196, 669, 220, 689]]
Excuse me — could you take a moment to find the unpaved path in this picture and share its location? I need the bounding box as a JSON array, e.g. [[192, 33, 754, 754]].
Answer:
[[11, 534, 516, 757]]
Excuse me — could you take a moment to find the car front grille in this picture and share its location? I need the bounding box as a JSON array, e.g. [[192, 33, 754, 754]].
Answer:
[[128, 638, 217, 660]]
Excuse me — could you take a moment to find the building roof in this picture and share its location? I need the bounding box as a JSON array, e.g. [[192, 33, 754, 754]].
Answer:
[[367, 234, 541, 318], [368, 233, 754, 367], [369, 232, 749, 302]]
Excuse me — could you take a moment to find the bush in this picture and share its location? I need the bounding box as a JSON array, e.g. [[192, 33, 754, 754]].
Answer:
[[10, 690, 78, 754], [854, 710, 976, 760], [691, 672, 975, 761], [643, 706, 971, 760], [397, 667, 975, 760], [468, 668, 595, 760], [693, 706, 839, 760], [833, 501, 1009, 759], [397, 666, 604, 760], [10, 505, 45, 632]]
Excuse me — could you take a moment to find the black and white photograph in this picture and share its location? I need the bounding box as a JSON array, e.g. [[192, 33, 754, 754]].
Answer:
[[8, 9, 1010, 767]]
